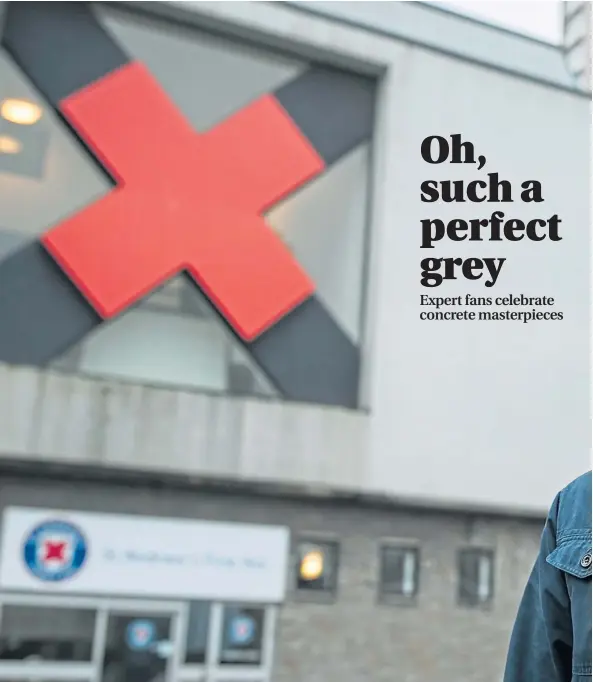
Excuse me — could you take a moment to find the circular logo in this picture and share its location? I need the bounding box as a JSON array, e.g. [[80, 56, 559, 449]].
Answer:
[[126, 620, 156, 651], [23, 520, 88, 582], [229, 615, 255, 646]]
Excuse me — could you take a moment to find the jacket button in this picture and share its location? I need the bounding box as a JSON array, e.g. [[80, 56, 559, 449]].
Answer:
[[580, 553, 592, 568]]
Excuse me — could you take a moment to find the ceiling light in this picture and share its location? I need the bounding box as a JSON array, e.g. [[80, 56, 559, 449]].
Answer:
[[1, 98, 43, 125], [0, 135, 22, 155]]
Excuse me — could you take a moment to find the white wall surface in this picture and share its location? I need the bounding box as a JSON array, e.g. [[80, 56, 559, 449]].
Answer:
[[366, 45, 590, 511], [0, 1, 588, 514]]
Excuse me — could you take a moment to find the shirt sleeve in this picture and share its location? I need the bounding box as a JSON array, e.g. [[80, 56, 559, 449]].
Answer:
[[503, 492, 573, 682]]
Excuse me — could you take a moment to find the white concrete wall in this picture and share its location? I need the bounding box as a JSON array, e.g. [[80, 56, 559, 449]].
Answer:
[[367, 46, 590, 512], [0, 363, 367, 489], [0, 1, 589, 513]]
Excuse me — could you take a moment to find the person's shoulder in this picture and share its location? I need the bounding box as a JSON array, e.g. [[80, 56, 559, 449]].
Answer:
[[561, 470, 591, 500], [556, 471, 591, 532]]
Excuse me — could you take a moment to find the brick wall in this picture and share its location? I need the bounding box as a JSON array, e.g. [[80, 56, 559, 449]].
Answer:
[[0, 474, 544, 682]]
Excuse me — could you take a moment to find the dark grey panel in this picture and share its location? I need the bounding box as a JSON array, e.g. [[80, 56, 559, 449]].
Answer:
[[249, 296, 359, 409], [0, 242, 101, 365], [275, 66, 376, 165], [2, 2, 129, 106]]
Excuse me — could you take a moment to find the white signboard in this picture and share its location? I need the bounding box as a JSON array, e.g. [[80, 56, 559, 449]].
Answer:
[[0, 507, 289, 603]]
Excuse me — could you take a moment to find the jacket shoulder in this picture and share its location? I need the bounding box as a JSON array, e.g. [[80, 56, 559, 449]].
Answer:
[[556, 471, 591, 533]]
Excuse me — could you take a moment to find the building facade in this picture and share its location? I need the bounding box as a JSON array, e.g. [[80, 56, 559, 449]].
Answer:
[[0, 2, 589, 682], [563, 0, 592, 90]]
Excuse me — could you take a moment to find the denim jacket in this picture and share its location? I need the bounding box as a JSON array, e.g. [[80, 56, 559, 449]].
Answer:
[[504, 471, 592, 682]]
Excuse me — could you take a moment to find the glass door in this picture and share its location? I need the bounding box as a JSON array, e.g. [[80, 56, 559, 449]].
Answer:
[[100, 611, 175, 682]]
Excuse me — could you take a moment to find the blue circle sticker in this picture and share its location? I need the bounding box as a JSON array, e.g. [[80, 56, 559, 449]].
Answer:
[[126, 620, 156, 651], [229, 615, 255, 646], [23, 520, 88, 582]]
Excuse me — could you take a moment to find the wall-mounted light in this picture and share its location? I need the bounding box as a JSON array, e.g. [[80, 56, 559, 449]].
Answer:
[[0, 98, 43, 126], [299, 549, 324, 581], [0, 98, 48, 178], [0, 135, 22, 155], [296, 540, 338, 593]]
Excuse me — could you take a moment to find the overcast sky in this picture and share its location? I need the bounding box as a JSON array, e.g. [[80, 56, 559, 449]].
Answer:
[[440, 1, 563, 44]]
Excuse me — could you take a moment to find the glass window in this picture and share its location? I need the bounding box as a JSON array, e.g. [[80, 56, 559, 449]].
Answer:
[[295, 539, 339, 594], [56, 276, 278, 398], [266, 144, 371, 343], [101, 612, 172, 682], [0, 50, 110, 241], [0, 228, 25, 261], [0, 4, 373, 401], [184, 601, 211, 664], [97, 6, 305, 131], [458, 548, 495, 607], [0, 604, 96, 661], [379, 545, 420, 600], [218, 605, 265, 667]]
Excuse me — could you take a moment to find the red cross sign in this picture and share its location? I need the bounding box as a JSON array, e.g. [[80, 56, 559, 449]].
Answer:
[[42, 62, 324, 341]]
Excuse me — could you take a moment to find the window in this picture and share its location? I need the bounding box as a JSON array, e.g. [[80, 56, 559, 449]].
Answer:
[[99, 4, 372, 345], [102, 612, 172, 680], [295, 539, 339, 595], [218, 605, 265, 667], [184, 601, 211, 664], [0, 605, 96, 661], [0, 4, 374, 405], [458, 548, 495, 607], [379, 545, 420, 601]]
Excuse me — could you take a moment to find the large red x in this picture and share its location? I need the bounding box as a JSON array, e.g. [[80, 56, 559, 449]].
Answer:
[[42, 62, 324, 341]]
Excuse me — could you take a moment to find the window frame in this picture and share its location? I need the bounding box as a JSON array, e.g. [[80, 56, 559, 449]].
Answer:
[[377, 542, 421, 605], [292, 536, 341, 602], [457, 547, 496, 608], [0, 593, 277, 682], [183, 600, 212, 665]]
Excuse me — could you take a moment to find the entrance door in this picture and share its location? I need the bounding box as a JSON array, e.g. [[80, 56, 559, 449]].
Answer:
[[101, 611, 175, 682]]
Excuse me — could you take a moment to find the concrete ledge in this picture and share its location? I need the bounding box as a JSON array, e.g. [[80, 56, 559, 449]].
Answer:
[[0, 363, 368, 489]]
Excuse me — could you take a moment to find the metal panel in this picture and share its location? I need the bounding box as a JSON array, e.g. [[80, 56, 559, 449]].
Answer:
[[275, 66, 375, 165], [2, 2, 129, 106], [0, 243, 100, 365], [248, 296, 359, 408]]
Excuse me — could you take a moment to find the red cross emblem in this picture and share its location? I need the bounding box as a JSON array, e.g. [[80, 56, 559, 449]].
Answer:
[[42, 62, 324, 340], [43, 540, 67, 562]]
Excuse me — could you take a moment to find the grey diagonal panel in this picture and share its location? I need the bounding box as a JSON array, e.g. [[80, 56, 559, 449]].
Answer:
[[0, 242, 101, 365], [275, 66, 376, 166], [248, 296, 359, 409], [1, 1, 129, 106]]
